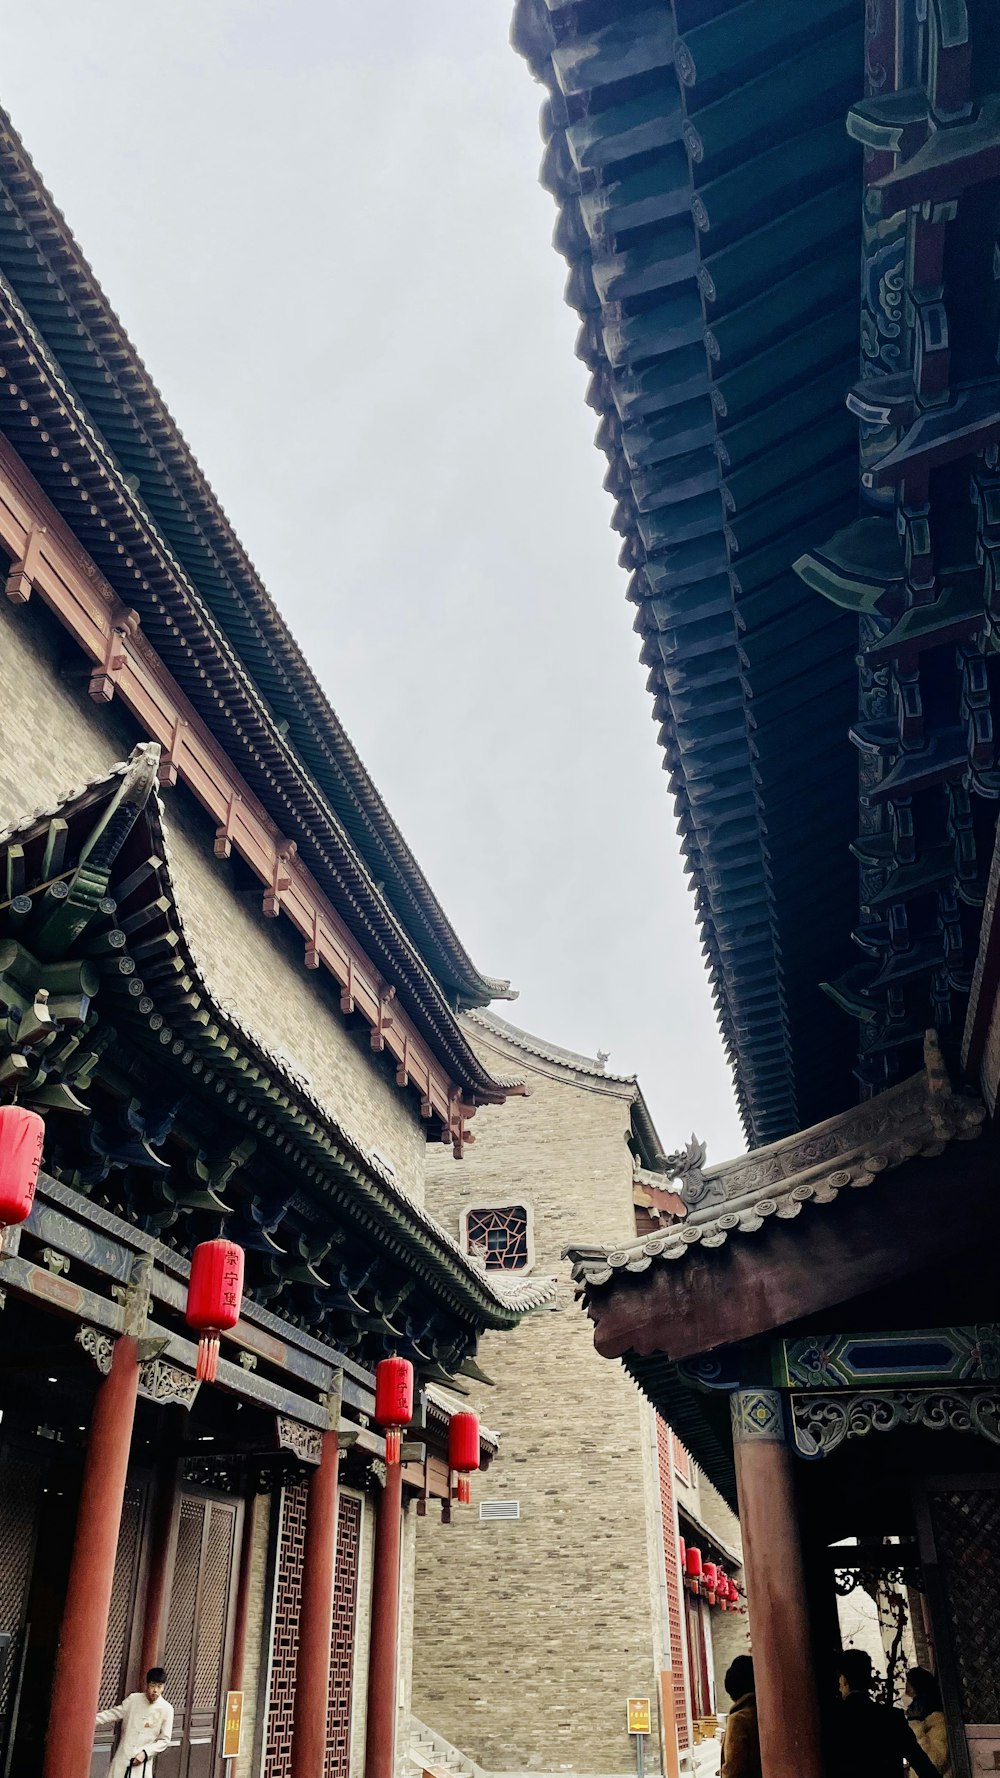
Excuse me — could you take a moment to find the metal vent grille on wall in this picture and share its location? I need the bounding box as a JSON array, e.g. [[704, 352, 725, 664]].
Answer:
[[480, 1500, 519, 1521]]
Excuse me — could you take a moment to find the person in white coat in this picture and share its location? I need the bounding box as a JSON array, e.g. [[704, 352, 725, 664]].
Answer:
[[96, 1666, 174, 1775]]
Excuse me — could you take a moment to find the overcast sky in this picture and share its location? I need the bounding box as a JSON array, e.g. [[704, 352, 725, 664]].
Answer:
[[6, 1, 745, 1161]]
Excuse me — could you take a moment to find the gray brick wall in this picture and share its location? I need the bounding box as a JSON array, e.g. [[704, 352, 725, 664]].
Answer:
[[236, 1493, 272, 1778], [413, 1021, 664, 1775]]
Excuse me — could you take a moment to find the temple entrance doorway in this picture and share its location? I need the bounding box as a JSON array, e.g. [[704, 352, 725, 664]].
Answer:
[[156, 1490, 242, 1778]]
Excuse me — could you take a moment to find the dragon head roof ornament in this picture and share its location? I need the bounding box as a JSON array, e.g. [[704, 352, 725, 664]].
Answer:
[[662, 1134, 725, 1212]]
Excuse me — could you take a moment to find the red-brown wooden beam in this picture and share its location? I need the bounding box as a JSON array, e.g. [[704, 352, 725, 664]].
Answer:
[[365, 1460, 404, 1778], [42, 1333, 142, 1778], [0, 434, 483, 1153]]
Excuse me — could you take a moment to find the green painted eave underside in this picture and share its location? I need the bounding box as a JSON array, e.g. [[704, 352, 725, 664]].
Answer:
[[514, 0, 864, 1144]]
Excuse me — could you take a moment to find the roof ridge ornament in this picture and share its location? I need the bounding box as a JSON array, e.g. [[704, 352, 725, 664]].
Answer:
[[663, 1134, 722, 1211]]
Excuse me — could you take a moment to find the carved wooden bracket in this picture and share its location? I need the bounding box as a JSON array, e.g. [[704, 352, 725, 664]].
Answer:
[[263, 843, 296, 919], [89, 607, 141, 705], [158, 715, 186, 789], [139, 1357, 201, 1409], [276, 1414, 323, 1465], [370, 988, 396, 1054], [4, 523, 47, 605], [76, 1323, 114, 1374]]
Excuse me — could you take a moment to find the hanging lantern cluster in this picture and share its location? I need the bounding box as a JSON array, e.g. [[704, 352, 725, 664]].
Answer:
[[448, 1409, 480, 1505], [0, 1105, 44, 1252], [681, 1542, 743, 1612], [185, 1238, 245, 1382], [375, 1356, 414, 1464]]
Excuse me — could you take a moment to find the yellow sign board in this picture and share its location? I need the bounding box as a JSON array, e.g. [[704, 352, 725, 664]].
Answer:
[[627, 1698, 652, 1736], [222, 1691, 244, 1760]]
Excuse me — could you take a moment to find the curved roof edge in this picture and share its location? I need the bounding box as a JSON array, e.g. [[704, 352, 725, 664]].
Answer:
[[467, 1008, 667, 1167], [0, 102, 512, 1011]]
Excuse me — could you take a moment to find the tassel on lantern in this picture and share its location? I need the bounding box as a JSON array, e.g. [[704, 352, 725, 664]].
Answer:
[[385, 1425, 402, 1465], [196, 1333, 221, 1384]]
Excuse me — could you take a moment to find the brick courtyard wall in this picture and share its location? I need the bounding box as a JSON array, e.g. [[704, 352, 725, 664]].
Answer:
[[235, 1492, 272, 1778], [413, 1018, 663, 1776]]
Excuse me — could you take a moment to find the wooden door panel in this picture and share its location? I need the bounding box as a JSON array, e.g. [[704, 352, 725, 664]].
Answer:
[[158, 1493, 239, 1778], [0, 1446, 42, 1775], [89, 1475, 150, 1778]]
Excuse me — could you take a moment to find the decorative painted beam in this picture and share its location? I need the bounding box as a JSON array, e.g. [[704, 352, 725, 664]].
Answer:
[[781, 1326, 1000, 1390]]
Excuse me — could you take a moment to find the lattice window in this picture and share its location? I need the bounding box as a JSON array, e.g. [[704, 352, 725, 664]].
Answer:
[[267, 1484, 363, 1778], [266, 1482, 307, 1778], [465, 1205, 529, 1271], [673, 1437, 691, 1484], [930, 1488, 1000, 1723], [326, 1494, 362, 1778]]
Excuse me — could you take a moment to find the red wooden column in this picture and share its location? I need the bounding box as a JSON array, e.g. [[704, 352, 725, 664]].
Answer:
[[731, 1391, 823, 1778], [364, 1459, 404, 1778], [291, 1428, 341, 1778], [42, 1331, 142, 1778]]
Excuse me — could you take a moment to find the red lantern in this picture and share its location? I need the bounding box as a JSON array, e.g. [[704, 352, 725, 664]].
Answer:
[[374, 1356, 414, 1464], [185, 1238, 244, 1382], [448, 1409, 480, 1505], [685, 1546, 702, 1591], [0, 1105, 44, 1251], [703, 1561, 718, 1604]]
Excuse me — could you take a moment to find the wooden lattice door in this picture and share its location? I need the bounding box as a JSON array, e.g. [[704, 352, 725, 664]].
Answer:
[[266, 1484, 363, 1778], [158, 1492, 241, 1778], [90, 1475, 151, 1778], [0, 1446, 43, 1776], [918, 1479, 1000, 1778]]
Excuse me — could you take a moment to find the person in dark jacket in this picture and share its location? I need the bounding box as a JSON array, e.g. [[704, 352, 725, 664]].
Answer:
[[721, 1655, 761, 1778], [832, 1649, 939, 1778]]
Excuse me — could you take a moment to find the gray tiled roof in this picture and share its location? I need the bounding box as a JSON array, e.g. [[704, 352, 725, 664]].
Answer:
[[566, 1038, 985, 1289]]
